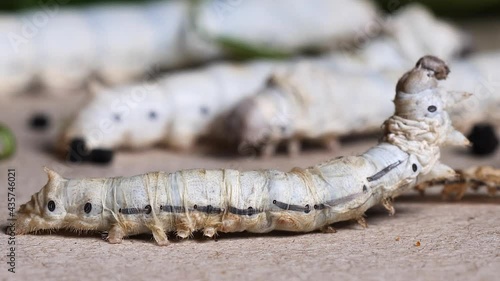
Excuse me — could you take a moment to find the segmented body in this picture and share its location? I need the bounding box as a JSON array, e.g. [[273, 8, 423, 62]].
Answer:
[[15, 57, 471, 245]]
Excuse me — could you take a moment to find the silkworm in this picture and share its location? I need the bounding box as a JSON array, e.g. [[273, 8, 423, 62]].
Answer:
[[229, 50, 500, 157], [15, 57, 471, 245], [60, 60, 285, 158], [416, 166, 500, 200], [58, 3, 473, 159], [0, 0, 379, 96]]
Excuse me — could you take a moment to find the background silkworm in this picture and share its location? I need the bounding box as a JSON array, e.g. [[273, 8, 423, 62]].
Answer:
[[58, 4, 472, 159], [0, 0, 381, 96], [60, 60, 285, 158], [228, 51, 500, 157]]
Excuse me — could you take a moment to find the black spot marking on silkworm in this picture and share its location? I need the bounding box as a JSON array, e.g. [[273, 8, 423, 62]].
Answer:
[[304, 204, 310, 214], [119, 208, 142, 215], [193, 204, 198, 210], [247, 207, 254, 216], [160, 205, 186, 213], [149, 111, 157, 120], [412, 164, 418, 172], [314, 204, 326, 210], [48, 200, 56, 212], [113, 114, 121, 122], [200, 106, 210, 116], [273, 200, 309, 212], [144, 205, 152, 214], [366, 160, 404, 182], [84, 203, 92, 214], [363, 185, 368, 193], [427, 105, 437, 113]]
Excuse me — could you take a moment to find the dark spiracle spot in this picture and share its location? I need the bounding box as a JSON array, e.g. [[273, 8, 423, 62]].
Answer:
[[200, 106, 209, 116], [29, 113, 50, 131], [467, 123, 499, 156], [247, 207, 254, 216], [304, 204, 310, 214], [412, 164, 418, 172], [427, 105, 437, 113], [113, 114, 121, 122], [84, 203, 92, 214], [193, 204, 198, 210], [48, 200, 56, 212], [144, 205, 152, 214], [149, 111, 157, 120], [313, 204, 319, 210], [272, 200, 277, 204], [118, 208, 122, 213]]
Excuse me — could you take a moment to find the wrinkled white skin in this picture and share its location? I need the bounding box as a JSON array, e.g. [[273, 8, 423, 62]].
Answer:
[[0, 15, 35, 96], [63, 61, 284, 151], [16, 59, 469, 245]]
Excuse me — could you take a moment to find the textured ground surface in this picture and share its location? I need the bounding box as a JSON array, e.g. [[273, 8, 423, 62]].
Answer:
[[1, 18, 500, 281]]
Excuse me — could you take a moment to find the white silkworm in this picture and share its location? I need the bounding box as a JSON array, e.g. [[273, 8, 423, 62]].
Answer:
[[230, 51, 500, 157], [61, 60, 284, 156], [0, 0, 379, 96], [59, 3, 473, 158], [15, 57, 471, 245], [227, 62, 400, 157]]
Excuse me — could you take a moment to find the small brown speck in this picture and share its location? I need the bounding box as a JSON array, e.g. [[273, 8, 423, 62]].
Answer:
[[395, 236, 400, 241], [415, 241, 421, 247]]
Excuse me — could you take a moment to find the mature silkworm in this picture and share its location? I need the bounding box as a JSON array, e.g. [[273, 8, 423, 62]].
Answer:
[[15, 57, 471, 245], [58, 4, 472, 158], [60, 60, 285, 156], [416, 166, 500, 200], [0, 0, 379, 96]]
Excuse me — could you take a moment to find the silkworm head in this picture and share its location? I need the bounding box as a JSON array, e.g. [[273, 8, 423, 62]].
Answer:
[[62, 84, 169, 154], [16, 168, 105, 235], [396, 67, 438, 94]]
